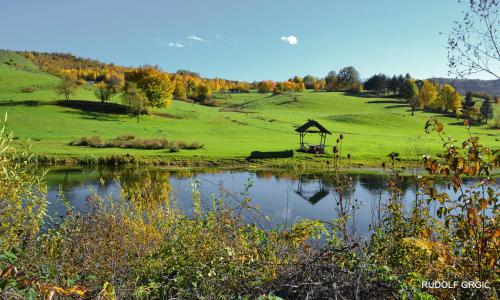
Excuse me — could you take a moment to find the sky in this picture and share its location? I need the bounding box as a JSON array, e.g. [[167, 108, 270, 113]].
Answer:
[[0, 0, 489, 81]]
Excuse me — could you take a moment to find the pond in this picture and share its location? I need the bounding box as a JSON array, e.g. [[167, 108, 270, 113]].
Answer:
[[44, 167, 499, 235]]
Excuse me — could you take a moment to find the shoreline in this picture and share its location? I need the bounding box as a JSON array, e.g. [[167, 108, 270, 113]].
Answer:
[[26, 152, 410, 169], [28, 154, 500, 177]]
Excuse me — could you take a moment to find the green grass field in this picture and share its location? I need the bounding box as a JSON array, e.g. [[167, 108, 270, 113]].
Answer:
[[0, 51, 498, 166]]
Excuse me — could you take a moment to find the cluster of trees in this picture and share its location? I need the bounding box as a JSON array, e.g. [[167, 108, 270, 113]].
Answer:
[[23, 51, 250, 107], [398, 79, 461, 115], [278, 75, 327, 91], [324, 66, 362, 92], [364, 73, 412, 95], [125, 66, 174, 107], [462, 92, 494, 124], [255, 78, 305, 94], [54, 65, 173, 122], [256, 66, 363, 94], [27, 51, 497, 125], [21, 51, 111, 78], [398, 79, 494, 124], [94, 70, 124, 103], [56, 71, 82, 102]]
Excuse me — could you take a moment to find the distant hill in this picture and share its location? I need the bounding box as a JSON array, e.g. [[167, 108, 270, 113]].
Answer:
[[429, 78, 500, 96]]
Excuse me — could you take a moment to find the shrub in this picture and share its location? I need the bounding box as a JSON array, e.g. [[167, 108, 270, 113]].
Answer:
[[18, 86, 37, 93], [0, 116, 47, 252], [70, 136, 203, 151], [184, 142, 202, 150], [200, 99, 220, 107], [69, 136, 103, 147], [366, 118, 499, 299]]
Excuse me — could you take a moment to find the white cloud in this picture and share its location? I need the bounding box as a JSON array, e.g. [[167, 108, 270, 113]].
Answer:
[[168, 42, 184, 48], [281, 35, 298, 45], [187, 35, 205, 42], [154, 38, 184, 48], [153, 38, 168, 46]]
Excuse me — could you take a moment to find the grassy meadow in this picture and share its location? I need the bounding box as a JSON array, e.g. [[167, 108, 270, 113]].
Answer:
[[0, 51, 498, 167]]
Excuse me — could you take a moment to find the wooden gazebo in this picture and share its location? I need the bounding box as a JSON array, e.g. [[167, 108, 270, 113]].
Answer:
[[295, 119, 331, 154]]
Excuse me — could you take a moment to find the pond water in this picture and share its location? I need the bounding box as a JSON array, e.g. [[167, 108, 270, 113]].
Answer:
[[44, 167, 498, 235]]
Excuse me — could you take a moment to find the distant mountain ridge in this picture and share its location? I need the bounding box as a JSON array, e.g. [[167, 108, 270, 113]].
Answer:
[[429, 78, 500, 96]]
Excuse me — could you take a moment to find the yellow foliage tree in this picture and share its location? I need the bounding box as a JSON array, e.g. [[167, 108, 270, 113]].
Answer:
[[449, 90, 462, 113], [432, 84, 451, 110], [173, 79, 187, 100], [418, 80, 438, 109], [125, 65, 174, 108]]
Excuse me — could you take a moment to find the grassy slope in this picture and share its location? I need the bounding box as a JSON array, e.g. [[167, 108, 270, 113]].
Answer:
[[0, 51, 498, 166]]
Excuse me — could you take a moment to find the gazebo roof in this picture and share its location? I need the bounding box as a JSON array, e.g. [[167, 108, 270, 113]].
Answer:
[[295, 119, 331, 134]]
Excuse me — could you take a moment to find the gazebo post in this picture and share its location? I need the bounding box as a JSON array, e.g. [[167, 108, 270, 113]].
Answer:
[[321, 133, 326, 148]]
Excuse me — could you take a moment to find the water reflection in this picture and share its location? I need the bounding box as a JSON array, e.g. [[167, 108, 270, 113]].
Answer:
[[44, 167, 498, 235], [295, 175, 329, 204]]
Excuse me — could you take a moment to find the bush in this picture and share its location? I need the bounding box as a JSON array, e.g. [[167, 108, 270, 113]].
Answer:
[[184, 141, 202, 150], [0, 118, 46, 253], [70, 135, 204, 151], [200, 99, 221, 107], [69, 136, 103, 147], [18, 86, 37, 93]]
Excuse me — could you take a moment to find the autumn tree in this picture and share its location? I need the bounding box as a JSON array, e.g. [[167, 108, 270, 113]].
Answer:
[[325, 71, 339, 91], [125, 65, 174, 107], [291, 76, 304, 84], [436, 84, 462, 113], [122, 82, 148, 123], [294, 81, 305, 92], [418, 80, 438, 109], [433, 84, 451, 110], [173, 79, 187, 100], [400, 79, 419, 115], [94, 75, 122, 103], [186, 78, 199, 99], [303, 75, 317, 89], [257, 80, 276, 93], [274, 82, 288, 94], [196, 84, 212, 102], [449, 89, 462, 113], [56, 72, 80, 102], [313, 79, 326, 91], [480, 97, 494, 124], [448, 0, 499, 78]]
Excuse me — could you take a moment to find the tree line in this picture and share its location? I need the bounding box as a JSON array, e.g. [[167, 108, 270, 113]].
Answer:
[[254, 66, 363, 94], [25, 51, 495, 125]]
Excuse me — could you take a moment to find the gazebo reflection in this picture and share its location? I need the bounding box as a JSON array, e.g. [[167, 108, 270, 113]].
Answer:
[[295, 175, 329, 204]]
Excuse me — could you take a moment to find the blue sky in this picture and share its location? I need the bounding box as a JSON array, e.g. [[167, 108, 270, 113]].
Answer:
[[0, 0, 482, 81]]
